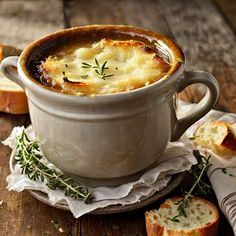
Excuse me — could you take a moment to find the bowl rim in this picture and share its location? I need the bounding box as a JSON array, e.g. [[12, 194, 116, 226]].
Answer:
[[18, 24, 186, 104]]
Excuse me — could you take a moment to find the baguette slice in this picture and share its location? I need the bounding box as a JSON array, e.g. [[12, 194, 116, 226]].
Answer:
[[0, 44, 28, 114], [145, 197, 219, 236], [194, 121, 236, 156]]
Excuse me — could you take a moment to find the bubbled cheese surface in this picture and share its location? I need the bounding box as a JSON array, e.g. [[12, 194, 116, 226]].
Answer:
[[40, 38, 171, 95]]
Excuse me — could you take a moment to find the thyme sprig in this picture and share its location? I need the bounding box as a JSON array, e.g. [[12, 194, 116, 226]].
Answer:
[[191, 150, 213, 197], [82, 58, 114, 80], [15, 131, 93, 204], [169, 150, 212, 222]]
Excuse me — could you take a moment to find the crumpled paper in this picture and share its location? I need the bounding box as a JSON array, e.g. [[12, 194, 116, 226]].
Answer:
[[3, 124, 196, 218]]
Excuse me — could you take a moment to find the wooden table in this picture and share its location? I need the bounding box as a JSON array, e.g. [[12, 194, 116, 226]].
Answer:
[[0, 0, 236, 235]]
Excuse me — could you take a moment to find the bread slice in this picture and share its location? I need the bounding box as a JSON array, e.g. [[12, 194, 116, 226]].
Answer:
[[194, 121, 236, 156], [0, 44, 28, 114], [145, 197, 219, 236]]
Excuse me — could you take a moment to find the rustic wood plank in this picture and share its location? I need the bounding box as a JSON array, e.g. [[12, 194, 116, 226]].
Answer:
[[63, 0, 71, 28], [80, 212, 146, 236], [156, 0, 236, 112], [214, 0, 236, 34], [0, 0, 64, 49], [0, 0, 235, 235], [156, 0, 236, 72], [0, 114, 78, 236], [67, 0, 175, 38]]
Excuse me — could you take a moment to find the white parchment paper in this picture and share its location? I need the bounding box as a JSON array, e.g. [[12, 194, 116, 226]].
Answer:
[[3, 123, 196, 218]]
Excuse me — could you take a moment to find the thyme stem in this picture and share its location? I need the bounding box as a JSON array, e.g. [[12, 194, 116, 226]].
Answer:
[[183, 159, 207, 201], [169, 150, 212, 222], [15, 131, 93, 204]]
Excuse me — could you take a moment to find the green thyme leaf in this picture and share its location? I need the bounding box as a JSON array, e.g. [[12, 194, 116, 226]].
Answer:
[[168, 215, 180, 223], [81, 58, 114, 80], [81, 75, 88, 79], [95, 58, 99, 67], [62, 71, 68, 81], [189, 136, 199, 140], [82, 62, 93, 68], [103, 74, 114, 78]]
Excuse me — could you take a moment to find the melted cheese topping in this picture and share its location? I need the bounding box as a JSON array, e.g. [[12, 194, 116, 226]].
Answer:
[[39, 39, 171, 95]]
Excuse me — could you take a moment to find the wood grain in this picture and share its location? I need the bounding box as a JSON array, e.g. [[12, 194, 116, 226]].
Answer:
[[80, 212, 146, 236], [157, 0, 236, 111], [0, 0, 64, 49], [67, 0, 175, 38], [214, 0, 236, 34], [0, 118, 77, 236], [157, 0, 235, 72], [0, 0, 236, 235]]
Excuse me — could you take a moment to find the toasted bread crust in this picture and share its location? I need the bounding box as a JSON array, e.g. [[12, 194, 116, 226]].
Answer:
[[145, 213, 164, 236], [194, 121, 236, 157], [0, 90, 28, 114], [145, 197, 219, 236], [221, 131, 236, 152], [0, 44, 28, 114]]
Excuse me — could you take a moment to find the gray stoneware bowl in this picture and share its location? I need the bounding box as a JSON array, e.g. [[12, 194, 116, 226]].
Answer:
[[0, 25, 219, 186]]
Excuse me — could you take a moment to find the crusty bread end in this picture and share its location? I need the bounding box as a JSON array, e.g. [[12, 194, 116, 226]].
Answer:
[[0, 44, 28, 114], [0, 89, 28, 114]]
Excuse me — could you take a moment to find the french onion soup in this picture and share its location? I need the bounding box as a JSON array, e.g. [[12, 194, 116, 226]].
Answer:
[[30, 33, 182, 96]]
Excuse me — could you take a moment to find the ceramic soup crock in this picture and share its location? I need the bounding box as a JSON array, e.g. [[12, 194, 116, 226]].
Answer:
[[0, 25, 219, 186]]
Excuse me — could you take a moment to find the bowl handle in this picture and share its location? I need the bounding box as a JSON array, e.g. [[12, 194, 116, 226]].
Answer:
[[0, 56, 25, 89], [171, 70, 219, 141]]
